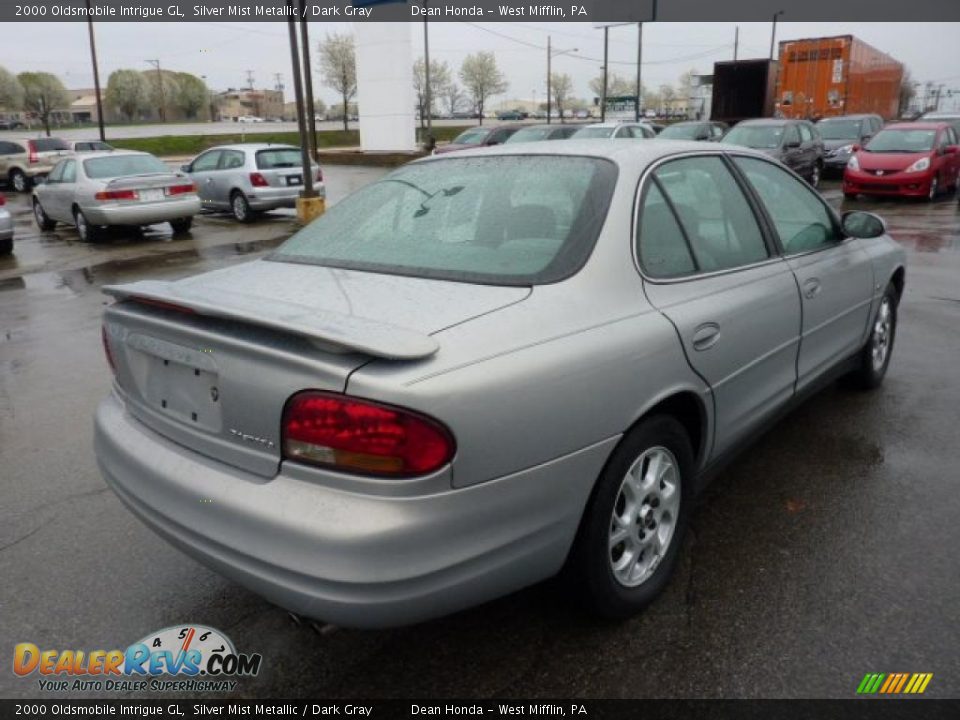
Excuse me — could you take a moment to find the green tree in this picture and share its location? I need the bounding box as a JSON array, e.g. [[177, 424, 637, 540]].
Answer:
[[173, 73, 208, 119], [144, 69, 179, 123], [0, 66, 24, 113], [318, 32, 357, 131], [413, 57, 451, 128], [459, 52, 508, 126], [18, 72, 70, 136], [106, 69, 147, 122]]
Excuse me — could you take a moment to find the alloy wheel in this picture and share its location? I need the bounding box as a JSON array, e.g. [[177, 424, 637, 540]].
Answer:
[[608, 446, 681, 588], [11, 172, 26, 193], [232, 194, 248, 221], [871, 297, 893, 372]]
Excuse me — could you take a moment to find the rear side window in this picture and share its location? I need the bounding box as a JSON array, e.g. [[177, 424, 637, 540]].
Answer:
[[651, 156, 769, 273], [636, 183, 696, 278], [34, 138, 70, 152], [220, 150, 245, 169], [256, 149, 300, 169]]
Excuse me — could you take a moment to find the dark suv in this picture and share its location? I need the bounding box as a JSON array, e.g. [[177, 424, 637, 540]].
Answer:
[[722, 119, 825, 187], [817, 114, 884, 175]]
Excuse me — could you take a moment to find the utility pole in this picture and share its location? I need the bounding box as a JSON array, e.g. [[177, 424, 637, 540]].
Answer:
[[85, 0, 105, 141], [601, 27, 609, 122], [298, 5, 319, 162], [273, 73, 284, 92], [547, 36, 552, 125], [145, 59, 165, 123], [635, 23, 643, 121], [734, 25, 739, 61], [423, 1, 433, 143], [245, 69, 255, 90], [286, 0, 317, 204], [770, 11, 784, 61]]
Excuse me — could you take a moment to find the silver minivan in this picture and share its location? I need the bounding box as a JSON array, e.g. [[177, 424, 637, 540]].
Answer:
[[182, 144, 325, 222]]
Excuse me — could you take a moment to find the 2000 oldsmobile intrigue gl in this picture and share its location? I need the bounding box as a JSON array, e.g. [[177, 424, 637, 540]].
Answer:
[[94, 142, 905, 627]]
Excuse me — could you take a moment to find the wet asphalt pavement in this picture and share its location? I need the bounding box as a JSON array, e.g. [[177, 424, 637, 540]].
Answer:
[[1, 170, 959, 700]]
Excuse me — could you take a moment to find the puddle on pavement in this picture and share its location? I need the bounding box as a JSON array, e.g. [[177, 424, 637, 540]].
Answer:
[[0, 236, 286, 296]]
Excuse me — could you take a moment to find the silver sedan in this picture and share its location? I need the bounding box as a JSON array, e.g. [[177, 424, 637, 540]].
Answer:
[[94, 141, 905, 627], [32, 151, 200, 241], [182, 144, 325, 222]]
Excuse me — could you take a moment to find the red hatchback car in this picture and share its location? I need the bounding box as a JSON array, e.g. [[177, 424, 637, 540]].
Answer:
[[844, 122, 960, 201]]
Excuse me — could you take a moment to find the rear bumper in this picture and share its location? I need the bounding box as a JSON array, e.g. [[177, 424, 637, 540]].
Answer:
[[843, 169, 934, 197], [94, 392, 614, 628], [82, 196, 202, 226], [247, 183, 326, 211]]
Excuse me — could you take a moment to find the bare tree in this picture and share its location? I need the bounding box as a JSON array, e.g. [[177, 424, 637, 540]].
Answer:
[[550, 73, 573, 123], [459, 52, 507, 126], [106, 69, 147, 122], [442, 82, 464, 116], [589, 73, 634, 101], [0, 66, 24, 115], [898, 67, 917, 116], [413, 57, 451, 128], [18, 72, 71, 136], [318, 32, 357, 132], [659, 84, 676, 115]]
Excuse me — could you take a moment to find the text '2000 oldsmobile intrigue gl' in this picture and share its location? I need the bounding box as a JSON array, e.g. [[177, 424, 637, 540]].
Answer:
[[94, 141, 905, 627]]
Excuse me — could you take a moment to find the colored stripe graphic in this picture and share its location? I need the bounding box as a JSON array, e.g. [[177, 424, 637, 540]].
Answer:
[[857, 673, 933, 695]]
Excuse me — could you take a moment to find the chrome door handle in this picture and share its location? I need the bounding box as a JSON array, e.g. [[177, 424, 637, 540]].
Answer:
[[692, 322, 721, 351], [803, 278, 822, 299]]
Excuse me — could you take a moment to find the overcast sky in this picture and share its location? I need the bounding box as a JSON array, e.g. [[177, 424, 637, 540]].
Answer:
[[5, 21, 960, 110]]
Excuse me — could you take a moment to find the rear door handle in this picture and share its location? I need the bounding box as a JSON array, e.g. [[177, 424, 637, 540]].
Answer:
[[692, 322, 721, 351], [803, 278, 822, 299]]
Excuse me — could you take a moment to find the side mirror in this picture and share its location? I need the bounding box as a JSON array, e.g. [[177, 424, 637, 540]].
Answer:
[[861, 134, 872, 143], [842, 211, 886, 239], [180, 164, 192, 173], [851, 144, 861, 152], [944, 145, 959, 155], [485, 139, 501, 146]]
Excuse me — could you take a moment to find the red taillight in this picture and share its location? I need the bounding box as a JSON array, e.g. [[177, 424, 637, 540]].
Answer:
[[95, 189, 138, 201], [102, 326, 117, 375], [165, 183, 197, 196], [0, 194, 5, 206], [282, 391, 456, 477], [27, 140, 38, 164], [249, 172, 269, 187]]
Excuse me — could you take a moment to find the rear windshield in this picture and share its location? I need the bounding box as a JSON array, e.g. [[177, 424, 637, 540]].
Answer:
[[817, 120, 862, 140], [658, 124, 703, 140], [451, 128, 488, 145], [571, 127, 614, 139], [256, 148, 302, 169], [270, 155, 618, 286], [505, 127, 553, 143], [83, 154, 169, 179], [34, 138, 70, 152], [865, 129, 936, 153], [723, 125, 784, 149]]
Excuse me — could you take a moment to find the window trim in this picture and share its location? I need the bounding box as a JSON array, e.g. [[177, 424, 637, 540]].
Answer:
[[191, 149, 223, 173], [631, 150, 781, 284], [728, 153, 846, 259]]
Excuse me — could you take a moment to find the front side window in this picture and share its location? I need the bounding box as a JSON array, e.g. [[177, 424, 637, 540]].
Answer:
[[799, 124, 814, 143], [33, 138, 70, 152], [724, 124, 785, 149], [271, 155, 617, 286], [783, 125, 801, 146], [651, 157, 768, 274], [451, 128, 488, 145], [46, 160, 66, 183], [734, 156, 838, 254], [191, 151, 222, 172], [220, 150, 245, 170]]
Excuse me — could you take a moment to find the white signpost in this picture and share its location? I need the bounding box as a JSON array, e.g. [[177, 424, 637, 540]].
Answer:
[[354, 22, 417, 152]]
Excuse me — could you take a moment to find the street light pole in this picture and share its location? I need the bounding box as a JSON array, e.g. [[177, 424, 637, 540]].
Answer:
[[424, 1, 433, 143], [635, 23, 643, 121], [601, 27, 609, 123], [85, 0, 105, 141], [547, 36, 552, 125], [770, 11, 784, 61], [286, 0, 316, 202], [298, 1, 319, 162]]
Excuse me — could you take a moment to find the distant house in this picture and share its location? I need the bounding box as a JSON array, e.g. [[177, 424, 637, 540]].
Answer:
[[218, 88, 284, 121]]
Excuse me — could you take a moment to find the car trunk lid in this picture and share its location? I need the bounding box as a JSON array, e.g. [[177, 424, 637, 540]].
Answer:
[[102, 260, 530, 477]]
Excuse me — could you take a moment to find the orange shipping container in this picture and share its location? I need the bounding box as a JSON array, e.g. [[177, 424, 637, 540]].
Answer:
[[776, 35, 903, 120]]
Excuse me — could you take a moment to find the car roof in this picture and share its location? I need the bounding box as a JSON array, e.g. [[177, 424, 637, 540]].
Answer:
[[204, 143, 299, 152], [581, 122, 646, 129], [817, 114, 878, 121], [414, 139, 770, 173], [75, 150, 151, 160], [736, 118, 798, 126], [920, 112, 960, 119], [884, 122, 948, 130]]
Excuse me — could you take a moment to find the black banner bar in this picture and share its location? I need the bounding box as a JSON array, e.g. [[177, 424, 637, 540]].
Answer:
[[2, 0, 959, 22]]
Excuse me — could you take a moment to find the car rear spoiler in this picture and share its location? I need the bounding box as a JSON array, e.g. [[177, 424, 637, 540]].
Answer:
[[102, 280, 439, 360]]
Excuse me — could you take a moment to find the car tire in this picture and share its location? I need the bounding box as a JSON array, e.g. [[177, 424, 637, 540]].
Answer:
[[568, 415, 694, 620], [847, 283, 898, 391], [809, 162, 822, 189], [926, 176, 939, 202], [9, 169, 29, 193], [33, 200, 56, 231], [0, 237, 12, 255], [74, 208, 99, 243], [169, 217, 193, 235], [231, 191, 253, 223]]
